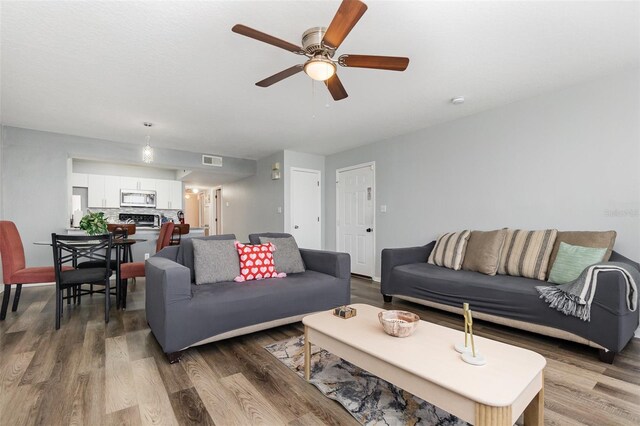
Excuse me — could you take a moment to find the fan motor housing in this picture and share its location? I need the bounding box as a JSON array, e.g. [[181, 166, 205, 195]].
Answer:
[[302, 27, 335, 57]]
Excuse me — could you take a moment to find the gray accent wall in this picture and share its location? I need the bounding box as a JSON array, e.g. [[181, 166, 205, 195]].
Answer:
[[222, 151, 285, 242], [325, 69, 640, 277], [0, 126, 256, 266]]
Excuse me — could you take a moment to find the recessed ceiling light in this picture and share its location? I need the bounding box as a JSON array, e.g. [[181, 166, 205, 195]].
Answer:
[[451, 96, 465, 105]]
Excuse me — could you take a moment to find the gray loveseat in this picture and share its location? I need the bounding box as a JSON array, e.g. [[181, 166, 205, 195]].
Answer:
[[146, 233, 350, 362], [382, 241, 640, 363]]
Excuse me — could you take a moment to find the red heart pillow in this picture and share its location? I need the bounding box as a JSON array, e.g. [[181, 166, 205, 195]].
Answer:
[[234, 241, 286, 282]]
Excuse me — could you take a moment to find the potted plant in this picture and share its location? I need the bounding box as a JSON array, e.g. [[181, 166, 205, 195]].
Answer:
[[79, 211, 109, 236]]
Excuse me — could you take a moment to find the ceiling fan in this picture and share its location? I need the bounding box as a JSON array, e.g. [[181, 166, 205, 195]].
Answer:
[[232, 0, 409, 101]]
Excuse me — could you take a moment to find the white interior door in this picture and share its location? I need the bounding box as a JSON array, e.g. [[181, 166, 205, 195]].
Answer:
[[290, 168, 321, 249], [337, 163, 375, 277]]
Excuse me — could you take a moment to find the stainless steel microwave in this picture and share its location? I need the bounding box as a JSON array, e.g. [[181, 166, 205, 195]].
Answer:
[[120, 189, 157, 208]]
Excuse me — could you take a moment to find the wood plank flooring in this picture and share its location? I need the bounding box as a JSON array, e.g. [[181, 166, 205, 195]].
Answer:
[[0, 277, 638, 425]]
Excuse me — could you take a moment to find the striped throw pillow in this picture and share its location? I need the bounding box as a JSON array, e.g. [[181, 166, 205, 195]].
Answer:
[[498, 229, 558, 280], [428, 230, 471, 270]]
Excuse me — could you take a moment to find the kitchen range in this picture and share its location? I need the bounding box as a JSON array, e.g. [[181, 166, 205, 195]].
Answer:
[[119, 213, 160, 228]]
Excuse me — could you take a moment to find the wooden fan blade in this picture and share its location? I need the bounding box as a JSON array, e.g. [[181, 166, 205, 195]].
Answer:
[[232, 24, 303, 53], [325, 74, 348, 101], [323, 0, 368, 50], [256, 65, 304, 87], [338, 54, 409, 71]]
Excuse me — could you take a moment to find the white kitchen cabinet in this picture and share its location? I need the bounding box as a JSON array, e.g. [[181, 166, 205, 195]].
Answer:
[[104, 176, 121, 208], [139, 178, 156, 191], [169, 181, 183, 210], [120, 177, 156, 191], [155, 180, 170, 209], [87, 173, 182, 209], [87, 174, 105, 207], [155, 179, 183, 209], [88, 175, 120, 208], [120, 177, 139, 190]]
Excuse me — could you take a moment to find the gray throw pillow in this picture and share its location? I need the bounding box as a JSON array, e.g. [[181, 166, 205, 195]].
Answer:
[[259, 236, 305, 274], [192, 239, 240, 285]]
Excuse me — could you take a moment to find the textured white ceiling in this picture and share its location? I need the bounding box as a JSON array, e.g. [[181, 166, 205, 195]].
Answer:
[[2, 1, 638, 160]]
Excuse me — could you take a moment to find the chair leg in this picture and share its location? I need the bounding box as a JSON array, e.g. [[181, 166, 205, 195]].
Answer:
[[1, 285, 12, 320], [55, 288, 61, 330], [66, 287, 71, 305], [11, 284, 22, 312], [122, 279, 128, 310], [104, 281, 110, 324]]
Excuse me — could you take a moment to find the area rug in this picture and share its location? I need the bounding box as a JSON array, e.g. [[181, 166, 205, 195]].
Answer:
[[264, 335, 469, 426]]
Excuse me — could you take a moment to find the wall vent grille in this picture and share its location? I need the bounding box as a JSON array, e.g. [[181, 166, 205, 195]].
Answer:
[[202, 155, 223, 167]]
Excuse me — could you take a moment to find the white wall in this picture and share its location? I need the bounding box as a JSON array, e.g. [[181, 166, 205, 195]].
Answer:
[[222, 151, 285, 242], [284, 150, 326, 248], [325, 69, 640, 277]]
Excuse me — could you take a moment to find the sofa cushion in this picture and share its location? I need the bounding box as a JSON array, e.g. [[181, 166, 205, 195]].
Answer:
[[249, 232, 293, 245], [179, 270, 349, 350], [427, 230, 471, 271], [177, 234, 237, 283], [235, 242, 282, 281], [388, 262, 591, 334], [547, 230, 616, 276], [547, 242, 607, 284], [192, 239, 240, 285], [259, 236, 305, 274], [498, 229, 557, 280], [461, 229, 507, 276]]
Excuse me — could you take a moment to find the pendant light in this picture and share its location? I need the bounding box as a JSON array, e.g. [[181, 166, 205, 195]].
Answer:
[[142, 122, 154, 163]]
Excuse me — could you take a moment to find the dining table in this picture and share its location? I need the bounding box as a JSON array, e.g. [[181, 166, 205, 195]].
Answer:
[[33, 237, 147, 308]]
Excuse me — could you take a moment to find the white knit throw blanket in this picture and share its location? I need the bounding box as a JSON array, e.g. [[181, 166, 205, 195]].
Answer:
[[536, 262, 638, 321]]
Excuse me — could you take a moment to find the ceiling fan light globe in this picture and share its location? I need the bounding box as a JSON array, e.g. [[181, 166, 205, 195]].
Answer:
[[304, 58, 336, 81]]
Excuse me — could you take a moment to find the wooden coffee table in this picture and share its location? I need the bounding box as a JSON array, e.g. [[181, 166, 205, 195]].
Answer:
[[302, 304, 546, 425]]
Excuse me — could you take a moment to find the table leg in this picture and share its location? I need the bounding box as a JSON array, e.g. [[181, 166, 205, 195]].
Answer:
[[304, 326, 310, 381], [524, 385, 544, 425], [475, 404, 511, 426]]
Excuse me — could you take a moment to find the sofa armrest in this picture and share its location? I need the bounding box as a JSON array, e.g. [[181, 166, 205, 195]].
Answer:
[[145, 257, 191, 304], [145, 257, 192, 353], [381, 242, 434, 294], [154, 245, 179, 262], [609, 251, 640, 272], [300, 249, 351, 279], [592, 270, 639, 314]]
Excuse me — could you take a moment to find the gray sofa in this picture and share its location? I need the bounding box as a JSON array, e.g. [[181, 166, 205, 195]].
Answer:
[[146, 233, 350, 362], [382, 241, 640, 363]]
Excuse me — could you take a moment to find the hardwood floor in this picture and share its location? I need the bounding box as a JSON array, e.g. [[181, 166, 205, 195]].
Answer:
[[0, 277, 638, 425]]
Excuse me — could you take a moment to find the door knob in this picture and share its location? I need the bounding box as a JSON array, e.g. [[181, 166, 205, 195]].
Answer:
[[294, 225, 299, 229], [366, 228, 373, 232]]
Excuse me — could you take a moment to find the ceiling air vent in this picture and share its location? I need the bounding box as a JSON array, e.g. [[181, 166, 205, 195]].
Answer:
[[202, 155, 223, 167]]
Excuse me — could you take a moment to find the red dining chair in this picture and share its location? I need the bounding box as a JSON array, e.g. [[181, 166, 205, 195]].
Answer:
[[118, 222, 174, 309], [0, 221, 72, 320]]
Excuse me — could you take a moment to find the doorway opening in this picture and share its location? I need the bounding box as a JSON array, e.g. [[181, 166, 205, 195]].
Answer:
[[184, 186, 221, 236]]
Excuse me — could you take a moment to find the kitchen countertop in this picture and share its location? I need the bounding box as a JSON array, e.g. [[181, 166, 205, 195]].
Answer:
[[67, 226, 206, 232]]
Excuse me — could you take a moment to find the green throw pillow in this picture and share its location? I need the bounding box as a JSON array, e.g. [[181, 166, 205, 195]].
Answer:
[[548, 242, 607, 284]]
